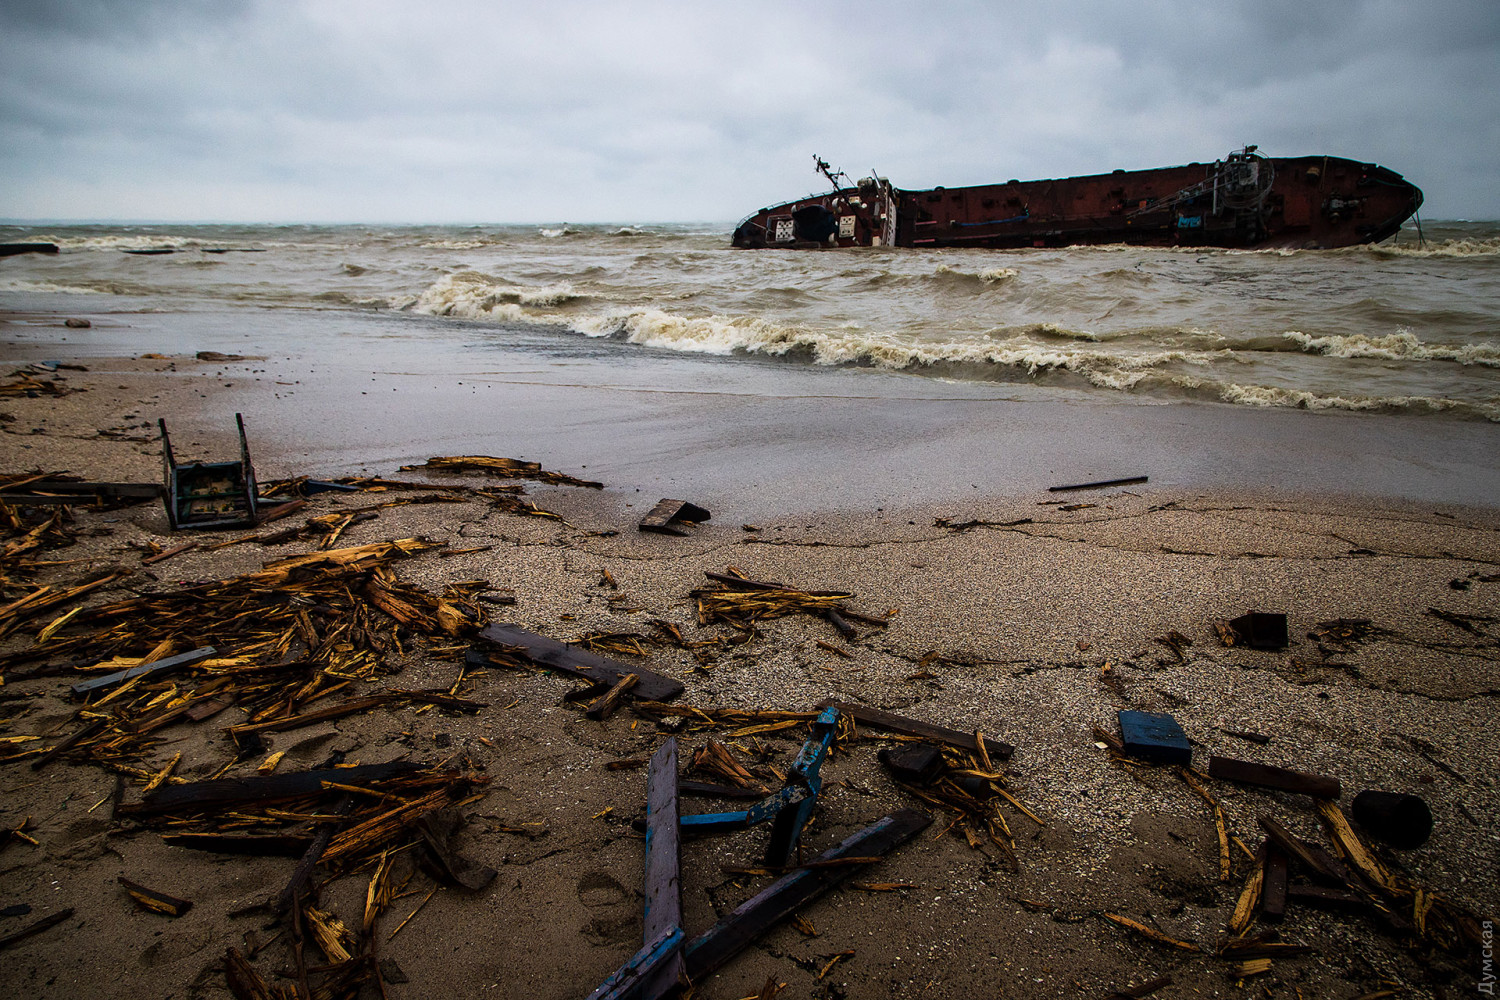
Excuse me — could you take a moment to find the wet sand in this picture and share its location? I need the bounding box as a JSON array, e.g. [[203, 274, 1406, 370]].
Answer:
[[1, 315, 1497, 999]]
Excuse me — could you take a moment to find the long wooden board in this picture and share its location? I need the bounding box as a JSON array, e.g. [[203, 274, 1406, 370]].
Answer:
[[478, 624, 684, 702], [816, 699, 1015, 760]]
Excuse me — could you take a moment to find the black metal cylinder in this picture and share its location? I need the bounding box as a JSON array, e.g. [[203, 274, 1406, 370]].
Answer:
[[1351, 789, 1433, 849]]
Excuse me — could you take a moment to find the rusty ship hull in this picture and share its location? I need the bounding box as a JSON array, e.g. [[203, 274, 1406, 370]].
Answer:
[[731, 149, 1423, 251]]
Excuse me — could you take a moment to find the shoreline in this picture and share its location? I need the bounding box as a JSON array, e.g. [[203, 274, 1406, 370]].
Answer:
[[1, 317, 1497, 999]]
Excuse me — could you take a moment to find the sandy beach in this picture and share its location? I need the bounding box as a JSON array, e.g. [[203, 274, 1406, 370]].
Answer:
[[2, 319, 1497, 1000]]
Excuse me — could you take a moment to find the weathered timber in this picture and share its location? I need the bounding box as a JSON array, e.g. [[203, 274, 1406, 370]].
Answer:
[[274, 795, 354, 914], [586, 673, 639, 722], [72, 646, 218, 696], [1261, 846, 1288, 922], [226, 694, 395, 740], [640, 739, 685, 997], [682, 810, 930, 980], [478, 623, 683, 701], [818, 699, 1014, 760], [0, 481, 160, 504], [1257, 816, 1347, 886], [1118, 711, 1192, 766], [823, 608, 856, 639], [1208, 756, 1341, 799], [1285, 884, 1375, 912], [118, 876, 193, 917], [162, 833, 313, 856], [0, 907, 74, 950], [29, 718, 106, 771], [1222, 729, 1272, 746], [1048, 475, 1149, 492], [703, 571, 790, 591], [679, 780, 765, 800], [128, 762, 423, 817], [639, 499, 711, 536], [878, 744, 947, 785]]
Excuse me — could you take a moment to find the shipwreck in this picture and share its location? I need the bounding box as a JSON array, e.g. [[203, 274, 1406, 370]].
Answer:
[[731, 147, 1423, 251]]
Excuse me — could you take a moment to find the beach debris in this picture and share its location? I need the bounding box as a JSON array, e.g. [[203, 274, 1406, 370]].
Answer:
[[820, 699, 1015, 760], [1117, 710, 1191, 766], [400, 455, 602, 488], [475, 623, 685, 702], [117, 875, 193, 917], [1220, 728, 1271, 746], [1048, 475, 1148, 492], [0, 907, 74, 951], [681, 810, 930, 983], [70, 645, 218, 697], [1261, 845, 1289, 921], [1350, 790, 1433, 849], [588, 740, 685, 1000], [1100, 974, 1173, 999], [1101, 912, 1199, 951], [638, 498, 711, 536], [195, 351, 250, 362], [680, 706, 839, 867], [1207, 756, 1341, 799], [585, 673, 640, 721], [1224, 611, 1289, 650], [692, 569, 893, 646], [0, 479, 160, 506], [0, 371, 77, 397], [877, 743, 947, 785], [417, 807, 497, 891], [159, 413, 260, 530]]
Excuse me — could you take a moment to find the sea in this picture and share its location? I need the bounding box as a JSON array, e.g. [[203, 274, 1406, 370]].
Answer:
[[1, 219, 1496, 422]]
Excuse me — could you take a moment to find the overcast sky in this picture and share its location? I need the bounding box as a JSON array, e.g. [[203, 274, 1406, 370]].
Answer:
[[2, 0, 1496, 223]]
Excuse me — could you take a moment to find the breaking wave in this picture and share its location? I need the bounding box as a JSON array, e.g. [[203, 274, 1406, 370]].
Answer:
[[408, 272, 589, 317], [1283, 330, 1500, 366]]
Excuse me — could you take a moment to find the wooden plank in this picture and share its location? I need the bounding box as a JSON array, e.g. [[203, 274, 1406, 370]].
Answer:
[[29, 718, 106, 771], [226, 694, 394, 739], [127, 761, 422, 817], [161, 833, 312, 856], [639, 499, 710, 535], [1261, 845, 1288, 922], [0, 908, 74, 950], [679, 780, 765, 801], [478, 624, 684, 702], [1209, 756, 1340, 799], [641, 739, 684, 996], [118, 876, 193, 917], [72, 646, 218, 696], [1049, 476, 1148, 493], [816, 699, 1014, 760], [683, 809, 930, 980]]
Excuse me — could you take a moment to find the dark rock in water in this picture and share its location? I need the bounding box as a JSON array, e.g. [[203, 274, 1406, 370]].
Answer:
[[123, 248, 175, 255], [196, 351, 249, 362], [0, 243, 59, 256], [64, 318, 91, 329]]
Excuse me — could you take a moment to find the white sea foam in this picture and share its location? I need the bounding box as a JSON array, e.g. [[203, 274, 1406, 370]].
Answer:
[[408, 272, 584, 317], [1283, 330, 1500, 366], [1217, 382, 1497, 420], [539, 226, 582, 238]]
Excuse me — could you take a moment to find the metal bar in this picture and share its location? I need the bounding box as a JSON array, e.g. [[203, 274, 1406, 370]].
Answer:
[[682, 809, 931, 981], [71, 646, 218, 696]]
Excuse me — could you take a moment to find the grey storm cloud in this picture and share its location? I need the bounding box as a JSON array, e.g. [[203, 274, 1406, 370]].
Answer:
[[1, 0, 1496, 222]]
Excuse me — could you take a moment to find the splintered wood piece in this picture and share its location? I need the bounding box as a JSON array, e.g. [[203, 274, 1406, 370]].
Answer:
[[29, 718, 107, 771], [226, 694, 395, 739], [1256, 816, 1348, 887], [639, 499, 711, 535], [816, 699, 1015, 760], [1103, 976, 1174, 1000], [1049, 475, 1148, 492], [478, 623, 684, 701], [682, 810, 931, 980], [1101, 913, 1200, 951], [1228, 842, 1266, 935], [129, 762, 423, 817], [1208, 756, 1341, 799], [1316, 800, 1395, 893], [585, 673, 639, 722], [118, 876, 193, 917]]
